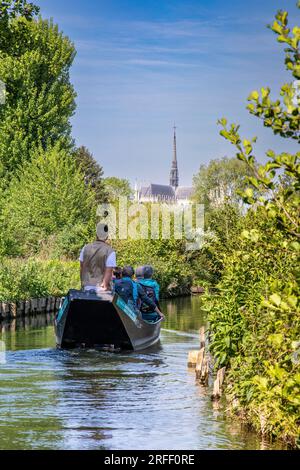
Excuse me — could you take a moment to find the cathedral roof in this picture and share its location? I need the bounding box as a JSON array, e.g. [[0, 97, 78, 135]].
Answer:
[[175, 186, 194, 200], [138, 184, 194, 201], [140, 184, 175, 199]]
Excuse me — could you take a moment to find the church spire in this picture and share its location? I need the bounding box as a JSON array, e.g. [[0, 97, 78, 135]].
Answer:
[[170, 124, 179, 188]]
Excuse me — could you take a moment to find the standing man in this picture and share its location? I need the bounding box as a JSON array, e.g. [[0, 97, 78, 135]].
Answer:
[[79, 223, 116, 292]]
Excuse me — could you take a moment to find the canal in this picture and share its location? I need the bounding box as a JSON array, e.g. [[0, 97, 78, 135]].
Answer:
[[0, 296, 282, 450]]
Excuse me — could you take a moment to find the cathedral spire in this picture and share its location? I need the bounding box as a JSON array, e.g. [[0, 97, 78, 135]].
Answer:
[[170, 124, 179, 188]]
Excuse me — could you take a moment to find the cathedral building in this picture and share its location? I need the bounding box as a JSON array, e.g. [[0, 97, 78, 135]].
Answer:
[[135, 127, 194, 205]]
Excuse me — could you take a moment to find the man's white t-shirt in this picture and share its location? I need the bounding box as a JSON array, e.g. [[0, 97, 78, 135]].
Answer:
[[79, 246, 117, 291]]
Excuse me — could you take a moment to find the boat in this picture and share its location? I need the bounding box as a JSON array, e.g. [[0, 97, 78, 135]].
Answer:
[[54, 289, 162, 351]]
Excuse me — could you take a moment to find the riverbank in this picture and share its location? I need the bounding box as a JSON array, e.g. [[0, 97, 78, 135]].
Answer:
[[0, 257, 194, 303], [0, 296, 62, 321]]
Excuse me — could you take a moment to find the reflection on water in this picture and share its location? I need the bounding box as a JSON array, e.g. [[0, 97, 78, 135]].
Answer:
[[0, 296, 283, 450]]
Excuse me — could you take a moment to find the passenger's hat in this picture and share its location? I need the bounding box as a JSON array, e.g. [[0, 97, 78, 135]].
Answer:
[[96, 222, 109, 241], [122, 266, 135, 278]]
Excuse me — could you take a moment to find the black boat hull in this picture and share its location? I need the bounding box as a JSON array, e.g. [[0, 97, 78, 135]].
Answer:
[[54, 289, 161, 351]]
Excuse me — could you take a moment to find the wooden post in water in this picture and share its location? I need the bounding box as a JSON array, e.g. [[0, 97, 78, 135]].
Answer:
[[188, 327, 211, 388], [199, 326, 205, 349], [45, 297, 51, 313], [40, 298, 46, 313], [51, 296, 56, 311], [16, 300, 25, 317], [37, 298, 44, 313], [195, 347, 209, 385], [211, 367, 226, 401], [218, 367, 226, 387], [187, 350, 200, 368], [1, 302, 10, 320], [30, 299, 38, 314], [203, 356, 209, 386], [24, 300, 30, 316], [195, 347, 205, 379], [10, 303, 17, 319]]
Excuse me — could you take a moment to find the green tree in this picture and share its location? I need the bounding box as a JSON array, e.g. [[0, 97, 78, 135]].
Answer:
[[73, 146, 107, 203], [246, 9, 300, 141], [1, 146, 96, 256], [0, 4, 76, 178], [104, 176, 133, 201], [0, 1, 39, 25], [193, 157, 252, 208]]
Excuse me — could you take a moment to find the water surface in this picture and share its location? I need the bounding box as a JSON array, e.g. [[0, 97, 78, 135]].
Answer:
[[0, 296, 282, 450]]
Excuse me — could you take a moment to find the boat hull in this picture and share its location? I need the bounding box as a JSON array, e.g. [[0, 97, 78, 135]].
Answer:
[[54, 289, 161, 351]]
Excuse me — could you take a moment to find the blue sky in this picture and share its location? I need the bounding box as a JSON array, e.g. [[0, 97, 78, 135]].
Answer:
[[39, 0, 299, 186]]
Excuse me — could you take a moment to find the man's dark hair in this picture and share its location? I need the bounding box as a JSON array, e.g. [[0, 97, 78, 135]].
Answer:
[[122, 266, 134, 278], [113, 267, 122, 279]]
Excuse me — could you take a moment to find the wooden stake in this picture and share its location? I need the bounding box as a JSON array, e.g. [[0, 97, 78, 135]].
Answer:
[[17, 300, 25, 317], [10, 319, 16, 331], [30, 298, 38, 313], [1, 302, 10, 319], [24, 300, 30, 315], [195, 347, 205, 379], [46, 297, 51, 313], [187, 350, 200, 368], [41, 298, 47, 313], [212, 377, 221, 400], [218, 367, 226, 387], [200, 356, 209, 385], [195, 348, 209, 385], [199, 326, 205, 349], [10, 303, 17, 319], [211, 367, 226, 401]]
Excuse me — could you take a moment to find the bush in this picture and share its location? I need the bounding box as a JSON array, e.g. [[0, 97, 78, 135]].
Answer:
[[113, 238, 194, 297], [204, 6, 300, 447], [0, 258, 80, 301]]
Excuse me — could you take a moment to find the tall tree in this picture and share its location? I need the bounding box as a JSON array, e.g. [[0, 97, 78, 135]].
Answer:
[[104, 176, 133, 201], [1, 146, 96, 256], [73, 146, 107, 203], [193, 156, 253, 208], [0, 2, 76, 179], [218, 6, 300, 239], [0, 1, 39, 27]]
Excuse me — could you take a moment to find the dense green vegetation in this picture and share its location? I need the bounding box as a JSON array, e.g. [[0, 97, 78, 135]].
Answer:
[[0, 257, 79, 300], [0, 1, 76, 182], [204, 6, 300, 447]]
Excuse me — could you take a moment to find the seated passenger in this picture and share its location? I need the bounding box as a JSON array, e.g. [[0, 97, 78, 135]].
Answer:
[[135, 266, 144, 280], [114, 266, 164, 320], [136, 266, 161, 321]]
